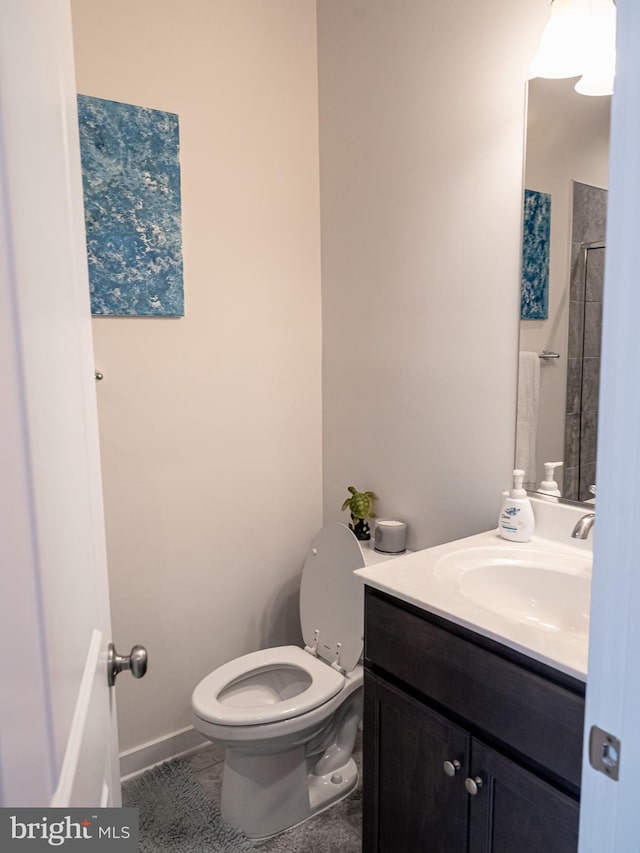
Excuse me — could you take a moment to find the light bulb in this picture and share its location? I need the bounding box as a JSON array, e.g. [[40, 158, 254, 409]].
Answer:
[[575, 0, 616, 96], [529, 0, 591, 79]]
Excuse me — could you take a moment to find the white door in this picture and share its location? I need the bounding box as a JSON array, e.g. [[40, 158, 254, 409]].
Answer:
[[578, 0, 640, 848], [0, 0, 139, 808]]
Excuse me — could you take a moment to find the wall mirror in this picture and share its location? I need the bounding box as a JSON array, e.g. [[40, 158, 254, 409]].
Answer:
[[517, 76, 611, 504]]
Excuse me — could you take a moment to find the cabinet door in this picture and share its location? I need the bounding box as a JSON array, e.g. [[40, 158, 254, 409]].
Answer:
[[468, 739, 579, 853], [364, 672, 469, 853]]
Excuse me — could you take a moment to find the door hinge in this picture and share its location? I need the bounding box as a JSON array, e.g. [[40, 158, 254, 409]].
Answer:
[[589, 725, 621, 781]]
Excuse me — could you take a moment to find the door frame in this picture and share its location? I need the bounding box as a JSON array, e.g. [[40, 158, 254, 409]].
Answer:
[[578, 0, 640, 848]]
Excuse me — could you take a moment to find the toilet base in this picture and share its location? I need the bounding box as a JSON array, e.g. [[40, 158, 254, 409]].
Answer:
[[308, 756, 358, 820], [247, 757, 359, 841], [221, 749, 359, 840]]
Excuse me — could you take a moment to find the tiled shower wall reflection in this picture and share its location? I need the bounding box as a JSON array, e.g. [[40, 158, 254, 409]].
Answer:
[[564, 182, 606, 502]]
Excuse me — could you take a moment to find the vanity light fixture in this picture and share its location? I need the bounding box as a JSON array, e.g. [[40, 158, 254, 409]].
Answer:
[[574, 0, 616, 96], [529, 0, 590, 80], [529, 0, 616, 97]]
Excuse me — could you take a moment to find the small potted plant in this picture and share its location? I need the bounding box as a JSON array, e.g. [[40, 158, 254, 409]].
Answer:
[[341, 486, 378, 541]]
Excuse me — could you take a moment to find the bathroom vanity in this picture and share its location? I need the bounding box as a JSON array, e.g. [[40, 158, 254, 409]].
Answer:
[[355, 501, 591, 853], [363, 589, 583, 851]]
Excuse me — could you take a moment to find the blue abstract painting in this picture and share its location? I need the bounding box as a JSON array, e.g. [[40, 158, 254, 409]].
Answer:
[[521, 189, 551, 320], [77, 95, 184, 316]]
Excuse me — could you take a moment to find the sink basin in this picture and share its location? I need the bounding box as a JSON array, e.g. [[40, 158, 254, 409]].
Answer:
[[355, 514, 594, 680], [434, 546, 591, 637]]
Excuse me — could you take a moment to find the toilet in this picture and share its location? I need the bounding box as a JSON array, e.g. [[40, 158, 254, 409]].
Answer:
[[191, 522, 367, 839]]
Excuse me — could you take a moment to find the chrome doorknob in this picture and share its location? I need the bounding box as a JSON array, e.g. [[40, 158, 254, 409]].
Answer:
[[465, 776, 483, 796], [443, 760, 461, 777], [108, 643, 148, 686]]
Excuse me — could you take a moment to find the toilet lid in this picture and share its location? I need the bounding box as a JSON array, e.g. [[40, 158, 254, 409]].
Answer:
[[299, 522, 365, 673]]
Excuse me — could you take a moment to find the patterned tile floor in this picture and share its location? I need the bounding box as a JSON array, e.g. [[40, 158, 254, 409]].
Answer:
[[183, 737, 362, 853]]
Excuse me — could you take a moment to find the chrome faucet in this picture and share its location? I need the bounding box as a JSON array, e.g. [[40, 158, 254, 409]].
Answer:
[[571, 512, 595, 540]]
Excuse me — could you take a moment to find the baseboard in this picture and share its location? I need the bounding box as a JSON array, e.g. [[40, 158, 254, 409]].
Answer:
[[119, 725, 208, 781]]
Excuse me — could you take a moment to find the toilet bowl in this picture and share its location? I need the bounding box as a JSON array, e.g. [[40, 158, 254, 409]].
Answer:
[[192, 522, 367, 839]]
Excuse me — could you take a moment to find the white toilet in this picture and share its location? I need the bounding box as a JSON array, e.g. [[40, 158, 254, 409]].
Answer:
[[191, 522, 367, 839]]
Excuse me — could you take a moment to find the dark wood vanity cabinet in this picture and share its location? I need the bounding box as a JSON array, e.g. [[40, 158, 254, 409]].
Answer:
[[467, 738, 579, 853], [363, 588, 584, 853], [364, 673, 469, 852]]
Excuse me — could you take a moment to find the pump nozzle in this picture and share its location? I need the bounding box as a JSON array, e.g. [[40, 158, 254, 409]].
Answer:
[[540, 462, 563, 492], [511, 469, 527, 498], [543, 461, 562, 481]]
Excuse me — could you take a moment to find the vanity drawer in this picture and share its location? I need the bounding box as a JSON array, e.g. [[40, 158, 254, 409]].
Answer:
[[364, 589, 585, 790]]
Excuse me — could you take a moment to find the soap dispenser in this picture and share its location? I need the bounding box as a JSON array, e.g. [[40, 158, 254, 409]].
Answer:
[[538, 461, 563, 500], [498, 469, 535, 542]]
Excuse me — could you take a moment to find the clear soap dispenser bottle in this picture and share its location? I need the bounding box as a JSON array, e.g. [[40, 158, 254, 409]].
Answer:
[[498, 469, 535, 542]]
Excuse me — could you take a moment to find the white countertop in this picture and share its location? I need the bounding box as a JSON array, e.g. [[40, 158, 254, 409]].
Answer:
[[355, 525, 591, 682]]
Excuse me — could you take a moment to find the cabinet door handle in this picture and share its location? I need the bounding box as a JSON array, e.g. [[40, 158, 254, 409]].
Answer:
[[464, 776, 483, 796], [443, 760, 461, 777]]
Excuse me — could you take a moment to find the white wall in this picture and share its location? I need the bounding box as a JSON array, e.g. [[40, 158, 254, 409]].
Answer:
[[70, 0, 560, 753], [71, 0, 322, 752], [520, 77, 610, 490], [318, 0, 547, 550]]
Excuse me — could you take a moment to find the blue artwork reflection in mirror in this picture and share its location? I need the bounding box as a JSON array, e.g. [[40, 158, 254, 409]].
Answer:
[[521, 189, 551, 320]]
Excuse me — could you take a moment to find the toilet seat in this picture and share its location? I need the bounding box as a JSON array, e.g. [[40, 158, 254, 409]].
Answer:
[[192, 645, 345, 727]]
